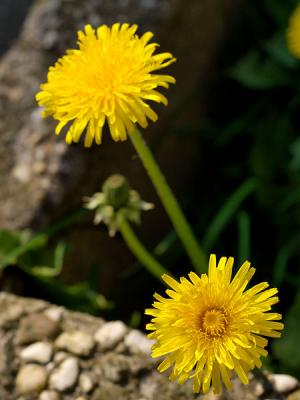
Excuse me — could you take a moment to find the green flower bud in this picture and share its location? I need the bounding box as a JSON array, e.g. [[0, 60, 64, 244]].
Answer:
[[84, 174, 154, 237], [102, 174, 130, 210]]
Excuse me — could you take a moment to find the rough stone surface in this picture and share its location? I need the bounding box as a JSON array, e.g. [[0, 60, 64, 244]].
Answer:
[[20, 341, 53, 364], [16, 364, 48, 395], [0, 292, 297, 400]]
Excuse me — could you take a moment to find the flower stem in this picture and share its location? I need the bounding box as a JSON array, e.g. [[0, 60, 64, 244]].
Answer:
[[129, 127, 207, 274], [119, 219, 169, 280]]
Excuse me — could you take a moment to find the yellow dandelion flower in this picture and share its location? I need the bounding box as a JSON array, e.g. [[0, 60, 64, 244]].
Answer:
[[287, 4, 300, 58], [145, 255, 283, 394], [36, 23, 176, 147]]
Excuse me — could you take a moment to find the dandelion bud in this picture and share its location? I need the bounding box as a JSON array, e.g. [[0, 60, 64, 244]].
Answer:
[[102, 174, 130, 210], [84, 174, 153, 236]]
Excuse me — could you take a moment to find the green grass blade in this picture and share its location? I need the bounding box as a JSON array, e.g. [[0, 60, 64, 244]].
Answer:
[[203, 178, 257, 251]]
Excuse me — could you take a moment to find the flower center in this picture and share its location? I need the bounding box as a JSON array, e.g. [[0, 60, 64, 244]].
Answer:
[[201, 308, 228, 337]]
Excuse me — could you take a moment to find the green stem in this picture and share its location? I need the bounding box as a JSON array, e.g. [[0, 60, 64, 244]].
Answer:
[[129, 127, 206, 274], [119, 219, 169, 280]]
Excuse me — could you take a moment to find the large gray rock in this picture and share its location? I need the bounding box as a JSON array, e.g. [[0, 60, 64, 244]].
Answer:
[[0, 0, 176, 231]]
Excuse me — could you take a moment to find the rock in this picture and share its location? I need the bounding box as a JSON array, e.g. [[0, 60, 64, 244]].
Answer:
[[53, 351, 68, 364], [253, 381, 264, 397], [20, 341, 53, 364], [79, 372, 94, 393], [91, 383, 127, 400], [46, 362, 55, 372], [16, 364, 48, 394], [0, 332, 14, 388], [49, 357, 79, 392], [55, 331, 95, 356], [220, 375, 258, 400], [124, 330, 154, 356], [60, 310, 104, 336], [128, 356, 153, 376], [17, 313, 60, 344], [269, 374, 299, 393], [139, 375, 159, 400], [44, 307, 64, 322], [0, 293, 46, 328], [94, 321, 127, 351], [39, 390, 60, 400], [0, 304, 24, 327], [100, 353, 129, 383], [289, 389, 300, 400]]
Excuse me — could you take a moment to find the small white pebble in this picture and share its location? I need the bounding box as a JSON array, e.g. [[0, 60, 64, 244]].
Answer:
[[39, 390, 60, 400], [94, 321, 127, 350], [55, 331, 94, 356], [20, 341, 53, 364], [45, 307, 64, 322], [253, 381, 264, 397], [79, 373, 94, 393], [269, 374, 298, 393], [124, 330, 154, 355], [49, 357, 79, 392], [16, 364, 48, 395]]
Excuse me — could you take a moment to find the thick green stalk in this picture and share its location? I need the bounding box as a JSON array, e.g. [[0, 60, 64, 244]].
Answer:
[[119, 219, 169, 280], [129, 127, 206, 273]]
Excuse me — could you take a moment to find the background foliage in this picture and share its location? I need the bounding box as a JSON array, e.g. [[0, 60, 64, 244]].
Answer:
[[192, 0, 300, 376]]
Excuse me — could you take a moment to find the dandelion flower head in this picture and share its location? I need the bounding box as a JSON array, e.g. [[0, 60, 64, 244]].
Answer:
[[145, 255, 283, 394], [287, 3, 300, 58], [36, 23, 176, 147]]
